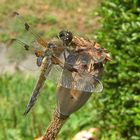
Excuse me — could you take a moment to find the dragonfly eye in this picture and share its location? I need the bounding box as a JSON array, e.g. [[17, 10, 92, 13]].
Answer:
[[59, 30, 73, 45]]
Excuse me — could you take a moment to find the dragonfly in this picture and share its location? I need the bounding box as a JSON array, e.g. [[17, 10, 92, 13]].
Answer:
[[9, 12, 110, 115]]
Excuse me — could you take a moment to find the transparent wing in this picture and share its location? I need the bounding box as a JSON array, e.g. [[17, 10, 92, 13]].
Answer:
[[11, 12, 47, 48], [6, 38, 44, 72], [44, 51, 72, 84], [7, 12, 48, 72], [44, 54, 103, 93], [62, 52, 103, 93], [45, 64, 63, 82], [60, 69, 103, 93]]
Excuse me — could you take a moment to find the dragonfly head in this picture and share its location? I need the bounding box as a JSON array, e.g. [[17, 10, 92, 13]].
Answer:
[[59, 30, 73, 46]]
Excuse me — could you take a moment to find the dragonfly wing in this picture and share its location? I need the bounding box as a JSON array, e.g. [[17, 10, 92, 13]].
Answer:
[[45, 64, 63, 84], [43, 53, 103, 93], [58, 53, 103, 93], [93, 78, 103, 92], [59, 69, 103, 93], [73, 74, 103, 92], [60, 67, 74, 88], [12, 12, 48, 48], [8, 13, 46, 72], [6, 39, 43, 72]]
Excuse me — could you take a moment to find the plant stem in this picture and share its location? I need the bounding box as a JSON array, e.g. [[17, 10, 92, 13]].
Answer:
[[42, 112, 68, 140]]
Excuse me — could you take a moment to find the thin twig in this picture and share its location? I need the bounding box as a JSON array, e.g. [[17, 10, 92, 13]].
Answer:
[[42, 112, 68, 140]]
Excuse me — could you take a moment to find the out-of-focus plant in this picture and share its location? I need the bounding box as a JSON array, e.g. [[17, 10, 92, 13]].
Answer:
[[0, 74, 56, 140], [92, 0, 140, 139]]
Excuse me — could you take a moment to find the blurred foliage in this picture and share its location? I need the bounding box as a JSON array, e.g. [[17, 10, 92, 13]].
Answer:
[[0, 73, 56, 140], [93, 0, 140, 139], [0, 0, 140, 140]]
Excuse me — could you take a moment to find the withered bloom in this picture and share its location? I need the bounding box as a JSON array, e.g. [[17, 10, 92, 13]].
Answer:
[[58, 32, 111, 83]]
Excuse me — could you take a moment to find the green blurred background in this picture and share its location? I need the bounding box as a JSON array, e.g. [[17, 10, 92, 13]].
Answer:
[[0, 0, 140, 140]]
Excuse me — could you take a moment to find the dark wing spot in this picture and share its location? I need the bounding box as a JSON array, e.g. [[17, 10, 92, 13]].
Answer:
[[24, 45, 29, 50], [24, 23, 30, 31]]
